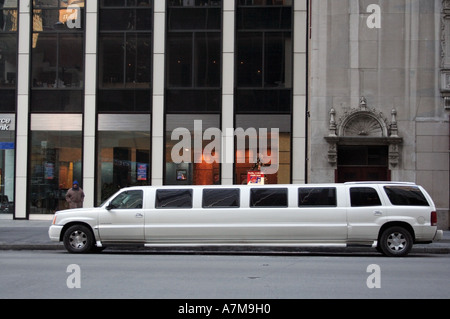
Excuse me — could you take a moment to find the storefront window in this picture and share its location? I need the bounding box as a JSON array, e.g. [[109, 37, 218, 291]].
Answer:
[[165, 114, 220, 185], [29, 114, 83, 214], [235, 114, 291, 184], [0, 114, 15, 214], [97, 114, 151, 205], [0, 1, 17, 214]]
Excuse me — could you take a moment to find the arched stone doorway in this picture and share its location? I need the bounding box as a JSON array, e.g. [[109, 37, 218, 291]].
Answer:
[[325, 98, 403, 183]]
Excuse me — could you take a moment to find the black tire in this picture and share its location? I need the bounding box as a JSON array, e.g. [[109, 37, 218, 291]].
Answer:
[[63, 224, 95, 254], [378, 226, 413, 257]]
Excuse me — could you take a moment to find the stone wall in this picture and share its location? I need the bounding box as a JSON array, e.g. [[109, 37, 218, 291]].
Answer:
[[309, 0, 449, 229]]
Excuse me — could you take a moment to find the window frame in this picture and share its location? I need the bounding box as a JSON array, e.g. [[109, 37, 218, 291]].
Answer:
[[155, 189, 193, 209], [202, 188, 240, 208], [298, 187, 337, 208], [350, 187, 382, 207], [383, 186, 430, 207], [108, 190, 144, 210], [250, 187, 288, 208]]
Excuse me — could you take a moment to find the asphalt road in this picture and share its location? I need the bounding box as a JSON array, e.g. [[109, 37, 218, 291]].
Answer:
[[1, 251, 449, 300]]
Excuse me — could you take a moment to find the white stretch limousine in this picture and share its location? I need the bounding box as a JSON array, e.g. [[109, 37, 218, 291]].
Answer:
[[49, 182, 443, 257]]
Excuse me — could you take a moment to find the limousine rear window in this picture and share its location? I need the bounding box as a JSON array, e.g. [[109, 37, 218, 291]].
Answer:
[[156, 189, 193, 209], [350, 187, 382, 207], [298, 188, 337, 207], [250, 188, 288, 208], [383, 186, 429, 206], [202, 189, 240, 208]]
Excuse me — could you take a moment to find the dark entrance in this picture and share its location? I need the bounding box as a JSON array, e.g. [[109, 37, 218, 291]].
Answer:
[[337, 145, 389, 182]]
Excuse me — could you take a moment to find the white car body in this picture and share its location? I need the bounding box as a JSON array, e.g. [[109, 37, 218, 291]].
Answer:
[[49, 182, 443, 256]]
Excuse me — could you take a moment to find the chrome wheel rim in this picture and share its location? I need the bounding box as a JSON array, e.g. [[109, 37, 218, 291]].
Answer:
[[387, 232, 407, 252], [69, 230, 88, 250]]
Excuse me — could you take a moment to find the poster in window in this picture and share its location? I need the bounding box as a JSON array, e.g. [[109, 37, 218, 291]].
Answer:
[[45, 162, 54, 180], [247, 171, 264, 185], [176, 169, 187, 181], [137, 163, 148, 181]]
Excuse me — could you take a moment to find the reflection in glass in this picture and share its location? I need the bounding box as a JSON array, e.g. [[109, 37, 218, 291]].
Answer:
[[99, 33, 152, 88], [0, 34, 17, 89], [32, 33, 83, 88], [97, 119, 151, 205], [29, 130, 82, 214], [165, 114, 220, 186], [0, 0, 18, 32], [0, 116, 15, 214], [235, 114, 291, 184]]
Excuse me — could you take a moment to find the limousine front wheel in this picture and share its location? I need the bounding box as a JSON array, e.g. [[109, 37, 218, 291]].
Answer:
[[379, 226, 413, 257], [63, 225, 94, 254]]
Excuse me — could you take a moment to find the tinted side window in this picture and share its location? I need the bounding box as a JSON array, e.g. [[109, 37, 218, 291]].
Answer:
[[298, 188, 337, 207], [384, 186, 429, 206], [156, 189, 192, 209], [203, 189, 240, 208], [250, 188, 287, 207], [109, 190, 143, 209], [350, 187, 382, 207]]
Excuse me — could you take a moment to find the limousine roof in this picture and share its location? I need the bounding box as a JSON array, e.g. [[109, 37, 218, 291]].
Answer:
[[121, 182, 419, 191]]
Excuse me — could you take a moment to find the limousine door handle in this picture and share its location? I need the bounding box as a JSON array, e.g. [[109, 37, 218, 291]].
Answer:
[[373, 211, 383, 216], [135, 213, 143, 218]]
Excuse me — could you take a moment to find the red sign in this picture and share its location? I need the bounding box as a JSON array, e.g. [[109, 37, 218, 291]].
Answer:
[[247, 171, 264, 185]]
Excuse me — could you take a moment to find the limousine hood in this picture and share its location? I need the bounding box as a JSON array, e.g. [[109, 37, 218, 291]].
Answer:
[[52, 207, 101, 226]]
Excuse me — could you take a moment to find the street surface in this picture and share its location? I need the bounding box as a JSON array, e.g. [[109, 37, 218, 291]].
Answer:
[[1, 251, 449, 300]]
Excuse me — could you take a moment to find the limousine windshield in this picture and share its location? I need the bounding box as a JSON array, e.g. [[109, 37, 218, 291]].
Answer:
[[49, 183, 443, 257]]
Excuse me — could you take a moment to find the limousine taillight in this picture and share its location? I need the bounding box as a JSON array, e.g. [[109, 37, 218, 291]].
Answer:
[[431, 211, 438, 226]]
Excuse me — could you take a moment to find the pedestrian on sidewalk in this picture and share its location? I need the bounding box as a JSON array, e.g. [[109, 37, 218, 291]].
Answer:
[[65, 181, 85, 209]]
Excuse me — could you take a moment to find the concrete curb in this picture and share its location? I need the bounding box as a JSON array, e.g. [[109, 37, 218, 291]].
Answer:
[[1, 243, 449, 255]]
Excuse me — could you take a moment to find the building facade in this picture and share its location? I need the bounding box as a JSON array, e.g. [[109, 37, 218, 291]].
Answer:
[[309, 0, 449, 228], [0, 0, 448, 228]]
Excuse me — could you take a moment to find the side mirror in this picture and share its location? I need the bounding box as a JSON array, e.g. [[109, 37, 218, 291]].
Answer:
[[106, 203, 114, 211]]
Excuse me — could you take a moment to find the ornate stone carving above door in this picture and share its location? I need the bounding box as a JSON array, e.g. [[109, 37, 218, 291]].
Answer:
[[324, 97, 403, 168]]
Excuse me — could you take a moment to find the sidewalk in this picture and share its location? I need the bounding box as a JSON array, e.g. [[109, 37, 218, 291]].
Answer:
[[1, 213, 450, 254]]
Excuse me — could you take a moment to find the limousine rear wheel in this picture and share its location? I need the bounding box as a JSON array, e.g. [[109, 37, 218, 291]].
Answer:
[[379, 226, 413, 257], [63, 224, 94, 254]]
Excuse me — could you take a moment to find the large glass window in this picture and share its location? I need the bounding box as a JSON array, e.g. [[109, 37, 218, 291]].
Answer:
[[0, 0, 17, 112], [29, 114, 83, 214], [165, 114, 220, 185], [0, 114, 15, 214], [166, 1, 221, 113], [31, 0, 85, 112], [235, 114, 291, 184], [98, 1, 153, 112], [235, 0, 292, 113], [97, 114, 151, 205], [0, 1, 17, 214], [234, 1, 292, 185]]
